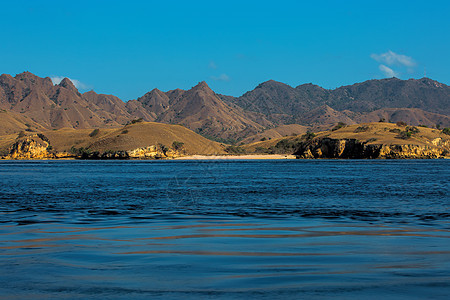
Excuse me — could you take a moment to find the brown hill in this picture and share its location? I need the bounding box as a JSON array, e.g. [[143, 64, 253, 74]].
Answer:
[[0, 110, 46, 135], [243, 122, 450, 159], [354, 108, 450, 127], [241, 124, 308, 144], [0, 121, 225, 156], [301, 105, 356, 129]]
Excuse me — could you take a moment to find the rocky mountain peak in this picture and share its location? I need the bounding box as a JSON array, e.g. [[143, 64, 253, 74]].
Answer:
[[14, 71, 53, 88], [256, 80, 291, 90], [192, 81, 214, 93], [15, 71, 39, 81], [58, 78, 78, 91]]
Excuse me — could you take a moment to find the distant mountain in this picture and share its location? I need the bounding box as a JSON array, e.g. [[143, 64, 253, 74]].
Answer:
[[226, 80, 327, 124], [327, 78, 450, 114], [1, 72, 449, 143], [224, 77, 450, 128]]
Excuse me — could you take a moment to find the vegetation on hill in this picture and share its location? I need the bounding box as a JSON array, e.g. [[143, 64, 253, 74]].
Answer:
[[243, 122, 450, 159]]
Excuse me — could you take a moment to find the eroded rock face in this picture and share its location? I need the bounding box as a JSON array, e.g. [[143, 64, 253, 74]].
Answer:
[[74, 145, 180, 160], [127, 146, 160, 159], [4, 137, 54, 159], [294, 138, 449, 159], [127, 146, 178, 159]]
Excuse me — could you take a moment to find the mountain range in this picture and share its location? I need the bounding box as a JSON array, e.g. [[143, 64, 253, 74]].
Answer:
[[1, 72, 449, 142]]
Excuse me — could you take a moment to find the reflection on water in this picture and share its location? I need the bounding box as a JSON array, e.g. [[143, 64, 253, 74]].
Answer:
[[0, 160, 449, 299]]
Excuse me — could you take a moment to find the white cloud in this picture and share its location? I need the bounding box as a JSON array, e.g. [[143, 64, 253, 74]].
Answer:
[[208, 61, 218, 69], [210, 74, 230, 82], [50, 76, 89, 90], [379, 64, 398, 78], [371, 50, 416, 67]]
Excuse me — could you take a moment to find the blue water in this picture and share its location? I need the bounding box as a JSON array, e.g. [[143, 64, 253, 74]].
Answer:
[[0, 160, 449, 299]]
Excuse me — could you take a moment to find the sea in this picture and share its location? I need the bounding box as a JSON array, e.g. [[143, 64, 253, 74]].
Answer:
[[0, 160, 449, 299]]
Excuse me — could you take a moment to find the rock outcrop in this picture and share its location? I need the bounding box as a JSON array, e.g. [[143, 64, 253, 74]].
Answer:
[[68, 145, 181, 160], [1, 136, 183, 160], [3, 137, 55, 159], [294, 138, 449, 159], [127, 145, 178, 159]]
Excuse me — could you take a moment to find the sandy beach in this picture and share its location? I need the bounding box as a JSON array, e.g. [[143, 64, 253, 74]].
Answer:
[[174, 154, 297, 160]]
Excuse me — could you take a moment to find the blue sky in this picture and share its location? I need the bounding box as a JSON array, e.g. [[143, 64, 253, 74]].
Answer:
[[1, 0, 449, 100]]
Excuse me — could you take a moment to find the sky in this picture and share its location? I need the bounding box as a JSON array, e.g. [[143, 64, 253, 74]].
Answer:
[[1, 0, 449, 100]]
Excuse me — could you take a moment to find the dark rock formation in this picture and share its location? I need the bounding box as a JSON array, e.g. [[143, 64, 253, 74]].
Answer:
[[294, 138, 448, 159]]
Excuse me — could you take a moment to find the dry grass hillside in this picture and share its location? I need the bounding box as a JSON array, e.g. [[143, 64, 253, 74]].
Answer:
[[0, 110, 46, 135], [355, 108, 450, 127], [241, 124, 308, 144], [244, 122, 450, 153], [0, 121, 225, 156]]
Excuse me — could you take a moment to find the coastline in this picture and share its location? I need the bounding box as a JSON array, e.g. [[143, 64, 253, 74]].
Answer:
[[174, 154, 297, 160], [0, 154, 298, 160]]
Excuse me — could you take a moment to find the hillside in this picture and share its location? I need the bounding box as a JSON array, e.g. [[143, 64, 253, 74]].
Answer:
[[240, 124, 308, 144], [243, 122, 450, 159], [0, 110, 46, 135], [47, 122, 225, 154], [1, 72, 449, 144]]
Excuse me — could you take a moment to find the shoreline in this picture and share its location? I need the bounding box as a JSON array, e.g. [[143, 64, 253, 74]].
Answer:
[[0, 154, 298, 161], [174, 154, 297, 160]]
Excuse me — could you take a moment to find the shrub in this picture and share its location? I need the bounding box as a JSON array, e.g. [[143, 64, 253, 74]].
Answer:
[[302, 131, 316, 140], [17, 131, 26, 138], [354, 125, 370, 133], [378, 118, 385, 122], [89, 129, 100, 137], [158, 143, 169, 154], [389, 128, 401, 133], [366, 138, 378, 143], [260, 137, 267, 141], [70, 147, 92, 156], [397, 131, 412, 139], [130, 118, 143, 124], [442, 128, 450, 135], [121, 129, 129, 134], [396, 121, 407, 126], [394, 126, 419, 140], [269, 138, 303, 154], [37, 133, 50, 143], [225, 145, 246, 154], [406, 126, 419, 134], [331, 122, 346, 131], [418, 124, 428, 128], [172, 141, 184, 150], [254, 146, 269, 153]]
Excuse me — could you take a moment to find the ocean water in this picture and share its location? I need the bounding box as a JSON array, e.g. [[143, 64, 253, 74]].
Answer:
[[0, 160, 449, 299]]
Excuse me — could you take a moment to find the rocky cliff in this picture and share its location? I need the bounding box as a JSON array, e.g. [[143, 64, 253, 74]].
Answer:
[[3, 137, 55, 159], [294, 138, 449, 159], [77, 145, 181, 159]]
